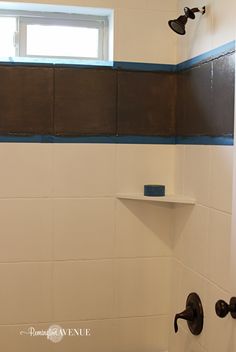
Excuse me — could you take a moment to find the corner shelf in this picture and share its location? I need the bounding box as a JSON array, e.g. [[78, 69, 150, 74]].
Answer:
[[116, 193, 195, 205]]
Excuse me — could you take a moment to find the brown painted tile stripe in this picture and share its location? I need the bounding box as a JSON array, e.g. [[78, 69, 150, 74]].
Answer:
[[0, 51, 234, 139]]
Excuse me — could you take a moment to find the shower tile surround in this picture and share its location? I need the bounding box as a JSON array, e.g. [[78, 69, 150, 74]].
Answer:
[[169, 145, 234, 352], [0, 2, 235, 352], [0, 52, 233, 352], [0, 143, 174, 352]]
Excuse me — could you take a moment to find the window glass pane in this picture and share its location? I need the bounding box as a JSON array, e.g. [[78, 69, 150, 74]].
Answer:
[[0, 17, 16, 56], [26, 25, 99, 58]]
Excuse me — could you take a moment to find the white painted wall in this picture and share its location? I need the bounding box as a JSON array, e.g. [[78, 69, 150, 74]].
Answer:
[[177, 0, 236, 62]]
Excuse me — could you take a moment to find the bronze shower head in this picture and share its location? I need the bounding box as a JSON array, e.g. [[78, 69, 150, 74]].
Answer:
[[168, 6, 206, 35]]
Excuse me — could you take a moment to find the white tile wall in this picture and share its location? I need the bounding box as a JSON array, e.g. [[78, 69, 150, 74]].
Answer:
[[115, 199, 173, 258], [0, 142, 174, 351], [0, 199, 53, 262], [0, 2, 234, 352], [0, 144, 53, 197], [180, 205, 209, 276], [112, 315, 169, 352], [170, 145, 234, 352], [0, 323, 53, 352], [169, 325, 207, 352], [208, 209, 232, 291], [0, 142, 233, 352], [175, 145, 185, 194], [209, 146, 233, 213], [53, 144, 115, 197], [54, 198, 115, 260], [53, 260, 114, 321], [114, 258, 171, 317], [183, 145, 211, 207], [116, 144, 175, 195], [204, 283, 233, 352], [51, 319, 113, 352], [0, 262, 53, 324]]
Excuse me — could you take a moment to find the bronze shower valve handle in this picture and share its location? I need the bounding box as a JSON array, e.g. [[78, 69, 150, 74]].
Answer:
[[174, 292, 204, 335], [215, 297, 236, 319], [174, 307, 194, 333]]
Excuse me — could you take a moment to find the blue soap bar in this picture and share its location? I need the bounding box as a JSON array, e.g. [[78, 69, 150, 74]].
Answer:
[[144, 185, 165, 197]]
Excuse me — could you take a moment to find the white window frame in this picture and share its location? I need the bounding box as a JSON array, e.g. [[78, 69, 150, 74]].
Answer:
[[0, 10, 109, 61]]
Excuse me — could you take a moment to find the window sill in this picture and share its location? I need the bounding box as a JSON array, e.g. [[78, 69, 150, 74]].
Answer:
[[0, 57, 114, 68]]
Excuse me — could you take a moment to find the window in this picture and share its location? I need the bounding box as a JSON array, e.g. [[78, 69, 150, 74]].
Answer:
[[0, 6, 111, 61]]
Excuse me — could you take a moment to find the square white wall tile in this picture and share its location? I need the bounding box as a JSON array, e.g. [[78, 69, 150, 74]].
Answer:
[[0, 199, 53, 262], [204, 282, 233, 352], [115, 199, 173, 258], [208, 209, 232, 292], [173, 204, 209, 276], [53, 144, 115, 197], [112, 315, 169, 352], [54, 198, 115, 260], [180, 261, 207, 304], [169, 325, 207, 352], [114, 258, 171, 317], [183, 145, 211, 207], [169, 259, 183, 317], [175, 145, 185, 195], [0, 323, 53, 352], [53, 260, 114, 321], [172, 205, 194, 261], [178, 266, 207, 348], [0, 263, 52, 324], [209, 146, 233, 213], [116, 144, 175, 195], [51, 319, 113, 352], [0, 144, 53, 198], [181, 205, 209, 277]]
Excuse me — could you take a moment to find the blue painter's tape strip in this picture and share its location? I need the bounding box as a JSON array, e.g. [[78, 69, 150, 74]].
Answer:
[[0, 135, 43, 143], [51, 135, 176, 144], [0, 135, 175, 144], [0, 135, 233, 145], [176, 136, 234, 146], [0, 135, 58, 143], [113, 61, 176, 72], [113, 136, 175, 144], [52, 135, 118, 143], [176, 40, 235, 71]]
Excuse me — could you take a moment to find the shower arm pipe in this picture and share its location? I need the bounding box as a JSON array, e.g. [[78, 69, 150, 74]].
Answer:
[[191, 7, 206, 15]]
